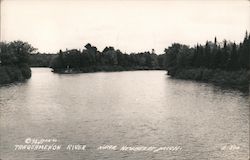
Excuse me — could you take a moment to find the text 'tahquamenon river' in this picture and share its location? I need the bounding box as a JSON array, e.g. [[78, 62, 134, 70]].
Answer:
[[0, 68, 249, 160]]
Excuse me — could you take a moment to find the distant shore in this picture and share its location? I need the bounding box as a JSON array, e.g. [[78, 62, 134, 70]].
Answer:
[[52, 66, 164, 74]]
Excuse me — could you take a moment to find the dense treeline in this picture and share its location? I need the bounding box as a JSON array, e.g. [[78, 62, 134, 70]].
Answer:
[[51, 44, 165, 73], [165, 32, 250, 87], [29, 53, 56, 67], [0, 41, 35, 84], [1, 33, 249, 88]]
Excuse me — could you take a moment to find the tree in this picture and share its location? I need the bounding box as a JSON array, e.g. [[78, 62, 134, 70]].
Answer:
[[228, 42, 239, 70], [0, 41, 36, 65], [239, 32, 250, 69]]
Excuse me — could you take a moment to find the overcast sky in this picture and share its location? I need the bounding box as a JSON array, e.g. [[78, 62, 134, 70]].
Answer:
[[1, 0, 250, 54]]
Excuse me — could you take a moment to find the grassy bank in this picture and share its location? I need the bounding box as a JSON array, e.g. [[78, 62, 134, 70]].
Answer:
[[168, 68, 250, 90], [0, 65, 31, 85]]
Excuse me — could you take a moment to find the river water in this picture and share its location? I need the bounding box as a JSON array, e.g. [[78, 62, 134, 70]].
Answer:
[[0, 68, 249, 160]]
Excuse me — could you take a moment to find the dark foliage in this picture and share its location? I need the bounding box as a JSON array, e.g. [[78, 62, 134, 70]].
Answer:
[[165, 33, 250, 72], [29, 53, 57, 67], [51, 44, 165, 73], [0, 41, 35, 84], [164, 32, 250, 87]]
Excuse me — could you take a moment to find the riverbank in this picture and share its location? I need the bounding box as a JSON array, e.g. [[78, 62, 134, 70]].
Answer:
[[52, 66, 164, 74], [168, 68, 250, 91], [0, 65, 31, 85]]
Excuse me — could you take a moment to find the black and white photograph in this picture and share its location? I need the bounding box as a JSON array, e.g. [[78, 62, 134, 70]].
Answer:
[[0, 0, 249, 159]]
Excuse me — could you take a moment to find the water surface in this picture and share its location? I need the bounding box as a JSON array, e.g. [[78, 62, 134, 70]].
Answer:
[[0, 68, 249, 160]]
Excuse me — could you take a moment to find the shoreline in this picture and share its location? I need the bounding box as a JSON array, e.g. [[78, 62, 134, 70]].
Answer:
[[0, 65, 31, 85], [52, 66, 164, 74], [167, 68, 250, 92]]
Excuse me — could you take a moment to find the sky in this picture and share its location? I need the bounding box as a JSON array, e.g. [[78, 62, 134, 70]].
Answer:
[[1, 0, 250, 54]]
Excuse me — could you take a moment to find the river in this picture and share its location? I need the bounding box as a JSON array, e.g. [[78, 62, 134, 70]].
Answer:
[[0, 68, 249, 160]]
